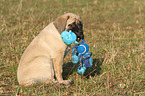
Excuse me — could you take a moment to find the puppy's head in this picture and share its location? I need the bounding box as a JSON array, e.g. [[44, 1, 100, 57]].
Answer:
[[53, 13, 84, 42], [65, 20, 84, 42]]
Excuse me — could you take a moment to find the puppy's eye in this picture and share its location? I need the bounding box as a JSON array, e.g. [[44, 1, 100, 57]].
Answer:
[[68, 24, 72, 27]]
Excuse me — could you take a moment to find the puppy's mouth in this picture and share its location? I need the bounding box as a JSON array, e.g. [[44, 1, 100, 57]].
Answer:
[[76, 32, 84, 42], [75, 33, 84, 42], [76, 36, 81, 42], [67, 29, 82, 42]]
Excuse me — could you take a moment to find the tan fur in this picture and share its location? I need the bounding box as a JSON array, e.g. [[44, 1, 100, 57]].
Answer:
[[17, 13, 81, 86], [53, 13, 81, 33]]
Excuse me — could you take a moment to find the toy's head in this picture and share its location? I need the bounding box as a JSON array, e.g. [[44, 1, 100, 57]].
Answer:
[[77, 42, 89, 55], [61, 31, 78, 45]]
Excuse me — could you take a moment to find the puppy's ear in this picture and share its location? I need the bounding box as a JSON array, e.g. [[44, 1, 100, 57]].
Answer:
[[53, 14, 70, 33]]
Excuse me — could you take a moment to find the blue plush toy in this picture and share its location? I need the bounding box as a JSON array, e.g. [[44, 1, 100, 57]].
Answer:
[[72, 39, 93, 75], [61, 30, 78, 45]]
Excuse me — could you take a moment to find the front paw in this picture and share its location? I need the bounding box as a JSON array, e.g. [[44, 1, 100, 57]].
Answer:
[[59, 80, 74, 85]]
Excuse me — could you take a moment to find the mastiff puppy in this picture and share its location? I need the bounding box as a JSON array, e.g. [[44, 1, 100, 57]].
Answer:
[[17, 13, 84, 86]]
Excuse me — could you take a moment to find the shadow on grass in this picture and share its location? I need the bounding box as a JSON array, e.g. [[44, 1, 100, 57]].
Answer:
[[84, 58, 104, 79], [62, 61, 78, 80], [62, 58, 104, 80]]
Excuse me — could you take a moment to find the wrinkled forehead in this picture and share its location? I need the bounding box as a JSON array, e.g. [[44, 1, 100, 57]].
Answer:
[[66, 15, 81, 25]]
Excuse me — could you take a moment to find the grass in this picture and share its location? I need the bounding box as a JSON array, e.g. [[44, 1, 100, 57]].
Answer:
[[0, 0, 145, 95]]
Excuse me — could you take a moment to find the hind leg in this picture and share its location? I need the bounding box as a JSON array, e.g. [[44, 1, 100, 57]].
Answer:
[[18, 56, 56, 86]]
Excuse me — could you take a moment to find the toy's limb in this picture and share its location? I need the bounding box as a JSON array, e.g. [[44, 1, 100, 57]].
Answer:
[[89, 57, 93, 67], [83, 52, 92, 59], [71, 45, 79, 63], [72, 55, 79, 64], [78, 53, 82, 67], [83, 52, 93, 68], [72, 45, 78, 56], [77, 67, 86, 75], [77, 53, 86, 75]]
